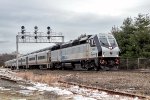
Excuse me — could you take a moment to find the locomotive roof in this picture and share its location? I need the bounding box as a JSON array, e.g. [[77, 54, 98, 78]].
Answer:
[[18, 34, 113, 56]]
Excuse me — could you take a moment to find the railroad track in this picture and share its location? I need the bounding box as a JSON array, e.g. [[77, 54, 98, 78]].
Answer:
[[58, 80, 149, 100], [0, 75, 17, 82]]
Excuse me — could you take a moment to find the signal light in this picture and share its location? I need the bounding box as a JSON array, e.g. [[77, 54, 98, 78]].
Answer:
[[34, 31, 37, 34], [35, 36, 37, 39], [21, 30, 25, 34], [21, 26, 25, 29], [34, 26, 38, 34], [47, 31, 50, 34], [21, 36, 24, 39], [47, 26, 50, 30], [47, 26, 51, 34], [34, 26, 38, 30], [47, 36, 50, 39]]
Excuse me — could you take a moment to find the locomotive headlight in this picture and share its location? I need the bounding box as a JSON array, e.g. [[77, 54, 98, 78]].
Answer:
[[109, 46, 112, 50], [102, 52, 105, 57], [116, 51, 119, 57]]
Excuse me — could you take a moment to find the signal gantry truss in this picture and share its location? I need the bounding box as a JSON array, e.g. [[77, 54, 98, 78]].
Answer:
[[17, 26, 64, 43], [16, 26, 64, 69]]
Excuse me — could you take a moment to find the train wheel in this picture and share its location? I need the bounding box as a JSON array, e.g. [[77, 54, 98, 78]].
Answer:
[[84, 63, 90, 71], [111, 66, 119, 71], [61, 63, 66, 70], [91, 63, 99, 71], [72, 63, 75, 68], [100, 65, 110, 71], [56, 64, 62, 70]]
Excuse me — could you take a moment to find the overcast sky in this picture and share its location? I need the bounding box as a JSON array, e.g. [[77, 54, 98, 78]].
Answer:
[[0, 0, 149, 54]]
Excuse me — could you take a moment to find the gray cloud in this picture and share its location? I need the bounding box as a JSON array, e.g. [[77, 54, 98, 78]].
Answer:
[[0, 0, 150, 54]]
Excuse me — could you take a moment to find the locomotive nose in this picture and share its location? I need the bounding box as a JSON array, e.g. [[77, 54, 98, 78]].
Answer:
[[110, 51, 112, 55]]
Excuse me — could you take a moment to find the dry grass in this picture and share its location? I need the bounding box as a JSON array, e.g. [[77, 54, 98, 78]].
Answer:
[[63, 71, 150, 96], [17, 71, 59, 85], [16, 70, 150, 97]]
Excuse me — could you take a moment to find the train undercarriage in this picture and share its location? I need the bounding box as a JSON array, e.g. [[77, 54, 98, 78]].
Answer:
[[48, 57, 120, 71], [10, 57, 119, 71]]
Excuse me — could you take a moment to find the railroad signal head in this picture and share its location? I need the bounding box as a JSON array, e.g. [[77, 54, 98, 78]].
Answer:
[[47, 36, 50, 39], [47, 26, 51, 34], [21, 26, 25, 34], [34, 26, 38, 34]]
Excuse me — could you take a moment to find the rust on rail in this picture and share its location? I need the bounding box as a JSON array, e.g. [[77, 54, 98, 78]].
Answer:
[[58, 80, 148, 99]]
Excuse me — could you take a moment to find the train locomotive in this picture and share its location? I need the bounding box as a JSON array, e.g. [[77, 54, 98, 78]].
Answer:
[[5, 33, 120, 70]]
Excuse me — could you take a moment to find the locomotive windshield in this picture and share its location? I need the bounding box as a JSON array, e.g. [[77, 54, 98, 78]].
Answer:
[[99, 35, 117, 47], [108, 37, 117, 47], [99, 36, 109, 46]]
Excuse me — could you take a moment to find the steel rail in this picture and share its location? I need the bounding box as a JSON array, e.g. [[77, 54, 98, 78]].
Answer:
[[58, 80, 149, 100]]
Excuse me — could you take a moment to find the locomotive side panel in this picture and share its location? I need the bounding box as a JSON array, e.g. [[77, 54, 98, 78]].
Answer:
[[61, 43, 90, 62], [51, 49, 60, 62]]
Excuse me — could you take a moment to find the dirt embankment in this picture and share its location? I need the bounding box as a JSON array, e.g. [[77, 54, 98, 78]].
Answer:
[[16, 70, 150, 97]]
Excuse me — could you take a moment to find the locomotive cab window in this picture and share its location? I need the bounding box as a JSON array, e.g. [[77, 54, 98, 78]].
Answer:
[[108, 36, 117, 47], [99, 36, 109, 46]]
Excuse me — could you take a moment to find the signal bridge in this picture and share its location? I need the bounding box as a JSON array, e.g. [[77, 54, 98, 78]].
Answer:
[[17, 32, 64, 43], [16, 26, 64, 69]]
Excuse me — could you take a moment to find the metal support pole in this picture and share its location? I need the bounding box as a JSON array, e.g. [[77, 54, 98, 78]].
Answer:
[[16, 35, 19, 70]]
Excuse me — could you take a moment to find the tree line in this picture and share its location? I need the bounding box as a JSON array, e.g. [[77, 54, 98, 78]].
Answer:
[[112, 14, 150, 58], [0, 53, 16, 67]]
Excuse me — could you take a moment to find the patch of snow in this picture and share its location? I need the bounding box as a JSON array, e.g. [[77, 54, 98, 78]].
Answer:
[[1, 88, 11, 91], [73, 95, 97, 100], [11, 99, 27, 100], [26, 87, 37, 91], [90, 92, 103, 99], [115, 95, 120, 98], [134, 97, 139, 100], [100, 91, 108, 97], [33, 83, 73, 95], [0, 87, 3, 90], [18, 90, 33, 96], [21, 82, 73, 95], [67, 85, 139, 100], [0, 87, 11, 91]]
